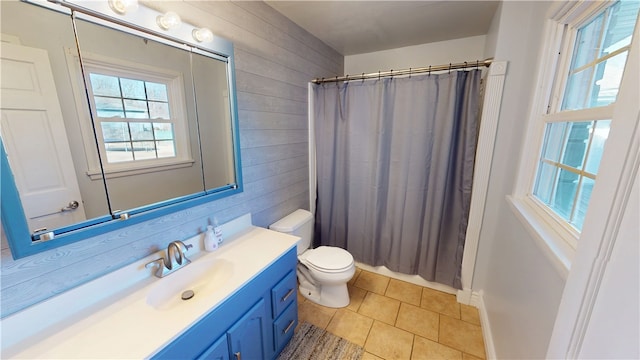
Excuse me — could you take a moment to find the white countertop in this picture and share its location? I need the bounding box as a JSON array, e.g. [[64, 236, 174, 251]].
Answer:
[[1, 215, 299, 359]]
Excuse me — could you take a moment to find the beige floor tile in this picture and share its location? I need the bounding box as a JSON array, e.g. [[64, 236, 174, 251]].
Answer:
[[297, 299, 336, 329], [362, 352, 384, 360], [346, 284, 367, 312], [358, 292, 401, 325], [385, 279, 423, 306], [354, 270, 390, 294], [421, 288, 460, 319], [460, 304, 481, 325], [364, 321, 414, 360], [462, 353, 483, 360], [349, 267, 363, 286], [297, 289, 306, 304], [412, 336, 462, 360], [326, 308, 373, 346], [439, 315, 486, 359], [395, 303, 439, 341]]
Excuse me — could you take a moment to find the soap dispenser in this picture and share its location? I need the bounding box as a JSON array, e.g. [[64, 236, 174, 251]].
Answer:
[[204, 225, 218, 251]]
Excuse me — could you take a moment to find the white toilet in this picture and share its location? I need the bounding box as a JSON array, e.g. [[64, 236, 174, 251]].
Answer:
[[270, 209, 355, 308]]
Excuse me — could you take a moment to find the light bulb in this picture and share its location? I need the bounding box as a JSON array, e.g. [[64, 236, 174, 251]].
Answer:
[[108, 0, 138, 15], [192, 28, 214, 43], [156, 11, 181, 30]]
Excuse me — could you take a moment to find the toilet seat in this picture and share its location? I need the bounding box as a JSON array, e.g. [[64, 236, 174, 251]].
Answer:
[[301, 246, 354, 273]]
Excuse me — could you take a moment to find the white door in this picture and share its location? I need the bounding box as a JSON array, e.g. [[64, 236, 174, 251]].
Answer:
[[0, 41, 86, 233]]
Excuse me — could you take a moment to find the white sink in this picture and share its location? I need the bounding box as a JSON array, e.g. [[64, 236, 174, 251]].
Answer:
[[146, 258, 234, 311]]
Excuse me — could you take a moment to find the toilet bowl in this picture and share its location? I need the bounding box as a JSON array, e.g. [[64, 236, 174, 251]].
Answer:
[[270, 209, 355, 308]]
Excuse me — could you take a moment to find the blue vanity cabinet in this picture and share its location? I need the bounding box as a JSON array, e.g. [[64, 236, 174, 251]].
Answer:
[[198, 335, 229, 360], [226, 299, 269, 360], [153, 247, 298, 360]]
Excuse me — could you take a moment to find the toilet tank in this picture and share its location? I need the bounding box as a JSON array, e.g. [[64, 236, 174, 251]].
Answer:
[[269, 209, 313, 255]]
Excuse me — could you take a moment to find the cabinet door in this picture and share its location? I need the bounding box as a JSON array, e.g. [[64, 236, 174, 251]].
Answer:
[[227, 299, 269, 360], [198, 335, 230, 360]]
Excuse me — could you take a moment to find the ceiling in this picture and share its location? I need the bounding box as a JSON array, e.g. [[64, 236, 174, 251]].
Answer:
[[265, 1, 500, 56]]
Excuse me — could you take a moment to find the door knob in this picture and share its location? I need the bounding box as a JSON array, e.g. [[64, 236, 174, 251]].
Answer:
[[61, 200, 79, 212]]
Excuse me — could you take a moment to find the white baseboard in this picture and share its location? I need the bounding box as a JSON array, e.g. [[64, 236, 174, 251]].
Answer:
[[475, 290, 497, 359], [457, 288, 473, 304]]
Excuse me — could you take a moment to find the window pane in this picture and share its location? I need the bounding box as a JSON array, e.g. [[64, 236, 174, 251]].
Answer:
[[589, 51, 628, 107], [129, 122, 154, 141], [153, 123, 174, 140], [572, 177, 595, 230], [149, 101, 170, 119], [156, 140, 176, 158], [570, 12, 605, 70], [101, 122, 130, 142], [585, 120, 611, 174], [541, 122, 568, 161], [120, 78, 146, 100], [104, 142, 133, 163], [600, 1, 640, 56], [132, 141, 157, 160], [552, 169, 580, 220], [124, 99, 149, 119], [95, 96, 124, 118], [146, 82, 168, 102], [533, 162, 558, 204], [89, 73, 120, 97], [561, 122, 592, 169], [561, 67, 593, 110]]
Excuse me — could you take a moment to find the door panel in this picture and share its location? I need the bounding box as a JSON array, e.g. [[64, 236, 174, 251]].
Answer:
[[0, 42, 86, 232]]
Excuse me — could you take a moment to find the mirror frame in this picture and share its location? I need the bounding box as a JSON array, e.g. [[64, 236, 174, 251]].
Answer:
[[1, 0, 243, 259]]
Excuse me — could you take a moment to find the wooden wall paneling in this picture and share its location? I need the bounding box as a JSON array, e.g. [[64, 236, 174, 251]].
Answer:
[[238, 110, 307, 131], [234, 48, 314, 87], [235, 70, 308, 103]]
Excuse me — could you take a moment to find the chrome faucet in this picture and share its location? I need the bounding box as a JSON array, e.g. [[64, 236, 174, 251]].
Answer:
[[145, 240, 193, 278]]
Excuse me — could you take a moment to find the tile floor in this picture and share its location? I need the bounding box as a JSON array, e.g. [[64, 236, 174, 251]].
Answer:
[[296, 268, 486, 360]]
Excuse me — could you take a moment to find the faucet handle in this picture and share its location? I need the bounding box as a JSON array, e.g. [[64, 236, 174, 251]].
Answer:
[[145, 258, 165, 277]]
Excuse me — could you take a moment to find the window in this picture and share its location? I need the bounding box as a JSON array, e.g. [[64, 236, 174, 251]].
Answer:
[[78, 54, 193, 178], [530, 1, 639, 232], [88, 73, 177, 163]]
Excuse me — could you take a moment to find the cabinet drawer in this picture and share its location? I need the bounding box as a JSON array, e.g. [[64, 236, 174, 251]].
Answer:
[[273, 302, 298, 353], [271, 270, 297, 318]]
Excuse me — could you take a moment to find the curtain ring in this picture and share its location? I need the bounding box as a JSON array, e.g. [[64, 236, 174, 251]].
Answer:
[[409, 67, 412, 79], [464, 61, 468, 70], [428, 65, 431, 76], [476, 60, 479, 70], [345, 74, 349, 82], [362, 73, 365, 83], [390, 69, 393, 79], [448, 63, 451, 74], [378, 70, 381, 80]]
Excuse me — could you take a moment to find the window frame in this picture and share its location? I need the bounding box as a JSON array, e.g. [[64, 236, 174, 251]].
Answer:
[[67, 50, 194, 180], [510, 0, 635, 275]]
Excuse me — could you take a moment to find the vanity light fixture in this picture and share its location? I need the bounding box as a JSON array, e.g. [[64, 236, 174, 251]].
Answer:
[[156, 11, 181, 31], [192, 27, 214, 43], [107, 0, 138, 15]]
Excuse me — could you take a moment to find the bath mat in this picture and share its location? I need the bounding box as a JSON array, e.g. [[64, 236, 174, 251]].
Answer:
[[277, 322, 364, 360]]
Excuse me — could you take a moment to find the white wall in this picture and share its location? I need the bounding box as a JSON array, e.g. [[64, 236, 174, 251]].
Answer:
[[344, 35, 486, 75], [471, 1, 564, 358]]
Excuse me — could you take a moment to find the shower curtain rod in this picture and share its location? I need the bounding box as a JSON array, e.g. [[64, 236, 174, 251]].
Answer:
[[312, 58, 493, 84]]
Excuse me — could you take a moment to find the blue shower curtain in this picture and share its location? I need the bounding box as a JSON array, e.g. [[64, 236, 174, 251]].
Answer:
[[313, 70, 481, 289]]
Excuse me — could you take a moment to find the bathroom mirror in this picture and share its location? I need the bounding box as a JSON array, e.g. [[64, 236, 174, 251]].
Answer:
[[0, 0, 242, 259]]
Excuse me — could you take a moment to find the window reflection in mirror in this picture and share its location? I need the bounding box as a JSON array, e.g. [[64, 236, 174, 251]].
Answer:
[[0, 2, 111, 232], [73, 17, 206, 212]]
